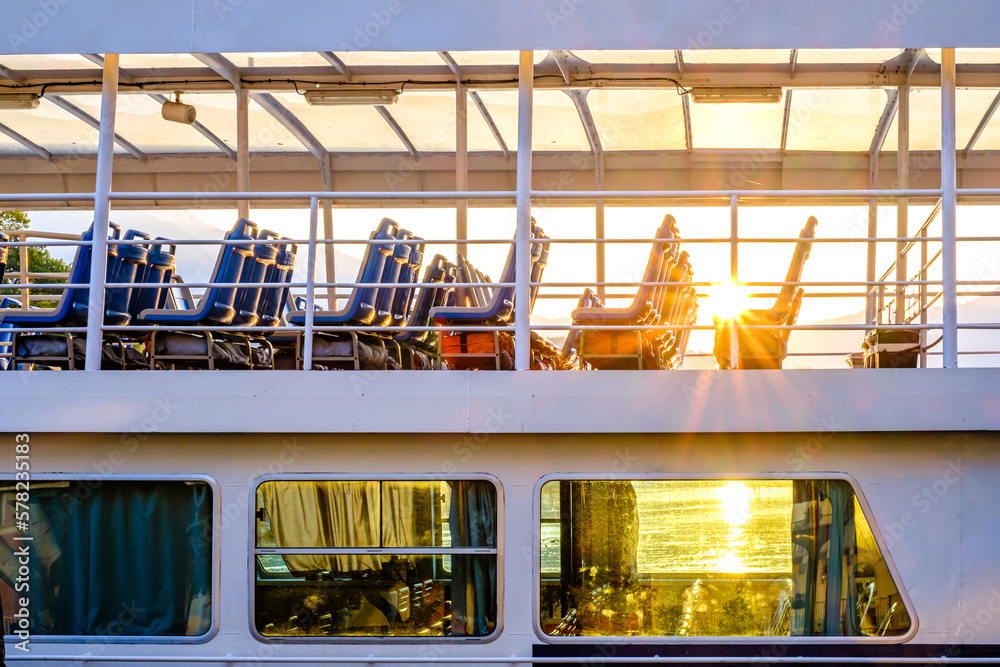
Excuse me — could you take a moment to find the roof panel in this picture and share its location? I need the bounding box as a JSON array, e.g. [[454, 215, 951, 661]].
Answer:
[[0, 132, 32, 155], [0, 98, 103, 154], [0, 54, 94, 70], [925, 48, 1000, 65], [785, 89, 886, 152], [883, 88, 999, 151], [248, 94, 323, 152], [61, 93, 223, 153], [223, 52, 330, 68], [118, 53, 205, 69], [270, 92, 405, 152], [170, 92, 236, 147], [378, 91, 501, 152], [448, 51, 536, 66], [689, 99, 785, 149], [469, 90, 591, 152], [589, 89, 686, 151], [795, 49, 902, 64], [337, 52, 446, 67], [968, 90, 1000, 150], [682, 49, 791, 64], [572, 50, 676, 65]]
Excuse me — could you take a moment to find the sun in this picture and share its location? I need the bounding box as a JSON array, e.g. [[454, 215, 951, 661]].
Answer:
[[707, 282, 751, 320]]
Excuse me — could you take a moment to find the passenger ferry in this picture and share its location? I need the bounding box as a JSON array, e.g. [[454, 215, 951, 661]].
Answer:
[[1, 1, 999, 665]]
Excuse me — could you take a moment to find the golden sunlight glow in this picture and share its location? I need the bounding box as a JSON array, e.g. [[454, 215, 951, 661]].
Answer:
[[718, 481, 752, 527], [707, 282, 751, 320], [715, 552, 748, 574]]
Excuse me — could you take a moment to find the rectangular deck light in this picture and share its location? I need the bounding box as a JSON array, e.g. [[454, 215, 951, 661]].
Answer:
[[304, 89, 399, 106], [690, 87, 783, 104], [0, 94, 41, 110]]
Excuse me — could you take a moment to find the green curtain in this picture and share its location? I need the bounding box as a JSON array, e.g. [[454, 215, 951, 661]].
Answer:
[[790, 480, 859, 636], [27, 481, 211, 636], [448, 480, 497, 636]]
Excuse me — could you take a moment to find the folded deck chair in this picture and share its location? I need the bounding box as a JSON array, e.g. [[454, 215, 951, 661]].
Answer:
[[128, 239, 176, 320], [141, 219, 280, 370], [286, 218, 400, 370], [232, 229, 280, 327], [393, 254, 451, 370], [106, 229, 150, 327], [713, 215, 818, 369], [571, 215, 681, 370], [1, 223, 150, 370], [432, 222, 545, 370]]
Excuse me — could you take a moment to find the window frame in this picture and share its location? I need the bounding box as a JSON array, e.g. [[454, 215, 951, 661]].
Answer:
[[0, 473, 220, 645], [532, 472, 918, 645], [248, 473, 504, 644]]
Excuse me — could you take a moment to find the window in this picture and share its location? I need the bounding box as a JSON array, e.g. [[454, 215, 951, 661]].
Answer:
[[539, 478, 911, 639], [254, 478, 498, 638], [0, 479, 213, 638]]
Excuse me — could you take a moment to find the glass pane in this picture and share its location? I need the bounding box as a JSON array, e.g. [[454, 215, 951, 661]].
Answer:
[[222, 52, 330, 68], [0, 480, 212, 636], [60, 94, 224, 153], [795, 49, 901, 64], [883, 88, 999, 152], [589, 90, 686, 151], [572, 50, 676, 65], [268, 93, 405, 152], [925, 48, 1000, 65], [256, 480, 496, 550], [539, 479, 910, 638], [533, 91, 591, 151], [0, 98, 103, 154], [682, 49, 791, 64], [119, 53, 205, 69], [0, 54, 95, 70], [690, 100, 784, 149], [337, 52, 446, 67], [785, 89, 888, 152], [256, 553, 497, 637]]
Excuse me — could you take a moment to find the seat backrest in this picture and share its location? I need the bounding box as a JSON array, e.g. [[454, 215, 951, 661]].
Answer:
[[529, 230, 549, 313], [69, 222, 122, 325], [258, 240, 298, 328], [130, 239, 176, 317], [390, 237, 425, 327], [372, 227, 413, 327], [780, 288, 805, 344], [338, 217, 398, 325], [771, 216, 818, 320], [394, 253, 447, 344], [106, 229, 150, 325], [233, 229, 280, 326]]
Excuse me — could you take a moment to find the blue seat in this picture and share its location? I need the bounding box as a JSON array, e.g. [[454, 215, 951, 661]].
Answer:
[[287, 218, 398, 327], [106, 229, 150, 326], [0, 222, 119, 328], [394, 254, 450, 348], [233, 229, 280, 327], [371, 228, 413, 327], [390, 238, 424, 327], [139, 218, 257, 327], [0, 296, 21, 371], [257, 240, 298, 329], [431, 220, 543, 327], [129, 239, 176, 319]]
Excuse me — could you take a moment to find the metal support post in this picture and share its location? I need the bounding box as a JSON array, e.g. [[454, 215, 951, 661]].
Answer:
[[456, 82, 469, 259], [84, 54, 119, 371], [941, 48, 959, 368], [236, 87, 250, 220], [595, 154, 606, 300], [303, 197, 319, 371], [321, 155, 336, 309], [895, 84, 909, 325], [514, 51, 533, 371], [729, 194, 739, 369]]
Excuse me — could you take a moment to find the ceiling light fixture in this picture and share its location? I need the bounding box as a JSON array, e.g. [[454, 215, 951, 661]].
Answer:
[[0, 93, 41, 110], [689, 87, 783, 104], [304, 89, 400, 106], [161, 91, 197, 124]]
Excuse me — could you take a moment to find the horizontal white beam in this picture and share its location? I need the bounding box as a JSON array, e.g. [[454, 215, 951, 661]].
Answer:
[[1, 369, 998, 434], [5, 1, 1000, 54]]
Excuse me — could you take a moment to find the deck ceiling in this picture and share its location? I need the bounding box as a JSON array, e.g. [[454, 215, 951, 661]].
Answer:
[[2, 49, 1000, 208]]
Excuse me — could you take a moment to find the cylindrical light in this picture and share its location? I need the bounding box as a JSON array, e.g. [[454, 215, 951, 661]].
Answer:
[[162, 91, 196, 124]]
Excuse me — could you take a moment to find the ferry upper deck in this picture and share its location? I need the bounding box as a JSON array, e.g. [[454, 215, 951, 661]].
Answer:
[[2, 2, 1000, 665]]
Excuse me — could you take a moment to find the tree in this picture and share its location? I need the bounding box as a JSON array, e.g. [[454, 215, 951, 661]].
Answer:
[[1, 210, 72, 308]]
